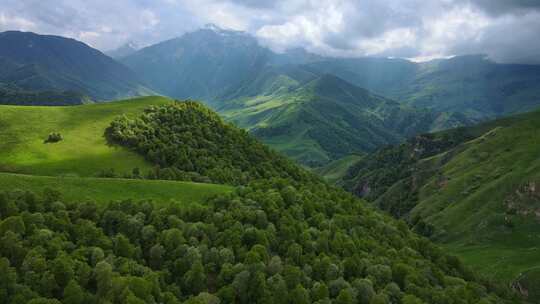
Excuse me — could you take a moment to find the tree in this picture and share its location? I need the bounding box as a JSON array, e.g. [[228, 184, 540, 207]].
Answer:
[[149, 244, 165, 269], [267, 275, 288, 304], [353, 279, 374, 304], [184, 261, 206, 296], [113, 234, 135, 258], [402, 294, 424, 304], [95, 261, 113, 298], [310, 282, 329, 302], [335, 288, 354, 304], [63, 280, 84, 304], [0, 257, 17, 302], [289, 285, 310, 304], [51, 254, 74, 289], [0, 216, 26, 235]]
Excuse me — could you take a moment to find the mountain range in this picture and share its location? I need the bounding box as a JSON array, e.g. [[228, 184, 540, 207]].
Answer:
[[219, 70, 471, 165], [305, 55, 540, 120], [121, 26, 540, 125], [2, 26, 540, 166], [0, 31, 153, 105]]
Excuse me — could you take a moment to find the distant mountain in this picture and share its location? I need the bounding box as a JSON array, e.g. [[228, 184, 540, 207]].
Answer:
[[105, 41, 140, 59], [122, 24, 325, 103], [0, 31, 154, 105], [219, 69, 471, 166], [122, 25, 272, 102], [120, 26, 540, 168], [339, 110, 540, 300], [306, 55, 540, 120], [123, 26, 540, 122]]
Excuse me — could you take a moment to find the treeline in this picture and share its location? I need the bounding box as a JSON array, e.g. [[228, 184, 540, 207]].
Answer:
[[0, 178, 516, 304], [0, 84, 90, 106], [106, 101, 312, 185]]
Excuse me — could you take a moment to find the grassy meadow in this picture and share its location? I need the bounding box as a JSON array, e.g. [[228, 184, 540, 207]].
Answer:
[[0, 96, 232, 207], [0, 96, 172, 177]]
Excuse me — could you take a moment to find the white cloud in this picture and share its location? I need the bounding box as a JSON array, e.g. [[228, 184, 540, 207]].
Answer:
[[0, 13, 36, 31], [0, 0, 539, 63]]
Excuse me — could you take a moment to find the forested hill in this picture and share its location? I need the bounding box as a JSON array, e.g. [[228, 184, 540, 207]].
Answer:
[[106, 101, 312, 185], [0, 100, 518, 303]]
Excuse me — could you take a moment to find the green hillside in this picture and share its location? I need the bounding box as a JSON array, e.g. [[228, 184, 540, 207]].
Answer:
[[0, 96, 173, 177], [314, 154, 364, 183], [0, 172, 231, 205], [340, 109, 540, 300], [220, 73, 469, 166], [0, 100, 517, 303]]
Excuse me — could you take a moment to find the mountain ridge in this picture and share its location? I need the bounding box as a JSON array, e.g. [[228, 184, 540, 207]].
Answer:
[[0, 30, 154, 105]]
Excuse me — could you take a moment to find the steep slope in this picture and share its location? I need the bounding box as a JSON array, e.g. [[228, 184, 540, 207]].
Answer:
[[306, 55, 540, 120], [0, 31, 153, 105], [340, 109, 540, 300], [220, 73, 470, 166], [314, 154, 365, 183]]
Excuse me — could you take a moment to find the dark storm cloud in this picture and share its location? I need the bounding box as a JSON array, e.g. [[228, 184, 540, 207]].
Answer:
[[467, 0, 540, 16], [1, 0, 539, 63]]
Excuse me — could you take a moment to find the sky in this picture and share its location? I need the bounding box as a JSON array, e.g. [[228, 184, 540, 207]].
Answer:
[[1, 0, 540, 63]]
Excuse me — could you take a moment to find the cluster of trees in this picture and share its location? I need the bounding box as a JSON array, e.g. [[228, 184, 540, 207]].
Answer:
[[0, 178, 515, 304], [44, 133, 63, 144], [106, 101, 311, 185]]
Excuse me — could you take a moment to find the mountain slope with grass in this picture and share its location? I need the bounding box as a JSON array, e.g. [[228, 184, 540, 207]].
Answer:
[[340, 109, 540, 301], [0, 31, 153, 105], [220, 72, 471, 166], [0, 96, 174, 177]]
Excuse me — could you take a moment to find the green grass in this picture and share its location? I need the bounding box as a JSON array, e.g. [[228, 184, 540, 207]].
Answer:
[[403, 109, 540, 299], [0, 172, 232, 205], [0, 96, 236, 207], [0, 96, 173, 177], [314, 154, 364, 183]]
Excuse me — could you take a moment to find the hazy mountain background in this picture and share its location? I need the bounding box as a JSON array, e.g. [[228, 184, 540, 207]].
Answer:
[[2, 26, 540, 165], [0, 31, 153, 105]]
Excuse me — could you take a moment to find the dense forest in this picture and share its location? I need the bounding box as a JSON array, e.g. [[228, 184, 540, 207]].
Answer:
[[0, 180, 516, 304], [0, 101, 519, 303]]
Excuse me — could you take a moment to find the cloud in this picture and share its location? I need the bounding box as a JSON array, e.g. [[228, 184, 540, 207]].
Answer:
[[0, 0, 539, 63], [466, 0, 540, 16]]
